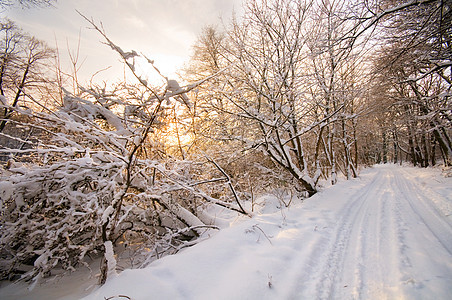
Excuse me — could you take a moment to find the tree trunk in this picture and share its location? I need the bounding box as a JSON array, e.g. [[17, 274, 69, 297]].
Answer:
[[0, 64, 29, 132]]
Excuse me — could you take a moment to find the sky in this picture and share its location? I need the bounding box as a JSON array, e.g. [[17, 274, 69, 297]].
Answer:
[[1, 0, 244, 84]]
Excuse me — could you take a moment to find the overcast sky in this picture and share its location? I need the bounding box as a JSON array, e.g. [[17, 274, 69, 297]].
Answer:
[[2, 0, 243, 84]]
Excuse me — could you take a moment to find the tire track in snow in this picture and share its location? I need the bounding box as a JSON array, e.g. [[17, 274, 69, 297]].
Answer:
[[322, 168, 404, 299], [394, 168, 452, 255], [353, 169, 407, 298], [338, 174, 389, 299], [297, 170, 387, 299]]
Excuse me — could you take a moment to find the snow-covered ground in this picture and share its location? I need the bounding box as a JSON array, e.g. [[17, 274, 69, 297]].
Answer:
[[1, 164, 451, 299]]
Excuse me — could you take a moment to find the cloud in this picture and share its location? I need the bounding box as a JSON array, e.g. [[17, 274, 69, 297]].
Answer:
[[123, 16, 147, 30], [1, 0, 243, 82]]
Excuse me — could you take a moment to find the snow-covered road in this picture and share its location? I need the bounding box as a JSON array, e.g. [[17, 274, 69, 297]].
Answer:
[[2, 165, 451, 299], [82, 165, 452, 300], [293, 165, 452, 299]]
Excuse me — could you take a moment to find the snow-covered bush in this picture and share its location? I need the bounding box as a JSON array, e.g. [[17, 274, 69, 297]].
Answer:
[[0, 81, 248, 284], [0, 21, 248, 283], [0, 155, 120, 279]]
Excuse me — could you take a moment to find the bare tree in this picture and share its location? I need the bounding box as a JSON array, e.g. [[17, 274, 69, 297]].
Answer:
[[305, 0, 372, 183], [207, 0, 323, 196], [191, 0, 372, 194], [0, 19, 54, 132], [369, 0, 451, 166]]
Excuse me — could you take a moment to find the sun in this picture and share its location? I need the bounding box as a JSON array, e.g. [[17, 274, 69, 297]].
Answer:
[[133, 54, 186, 85], [163, 120, 193, 147]]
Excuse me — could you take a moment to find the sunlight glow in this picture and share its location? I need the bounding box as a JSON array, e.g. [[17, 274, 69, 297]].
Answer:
[[134, 54, 186, 85], [162, 120, 194, 148]]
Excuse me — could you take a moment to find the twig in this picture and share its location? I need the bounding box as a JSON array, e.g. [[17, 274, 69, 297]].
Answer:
[[252, 224, 273, 245], [205, 154, 249, 215], [104, 295, 131, 300]]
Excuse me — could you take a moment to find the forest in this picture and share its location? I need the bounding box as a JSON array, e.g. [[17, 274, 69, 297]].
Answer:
[[0, 0, 450, 286]]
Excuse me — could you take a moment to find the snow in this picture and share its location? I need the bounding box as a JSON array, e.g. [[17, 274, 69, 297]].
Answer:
[[104, 241, 117, 280], [1, 164, 451, 299], [0, 181, 14, 206], [0, 95, 7, 105], [101, 206, 115, 224]]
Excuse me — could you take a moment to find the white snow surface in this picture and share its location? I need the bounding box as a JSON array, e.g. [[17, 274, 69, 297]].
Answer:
[[1, 164, 451, 299]]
